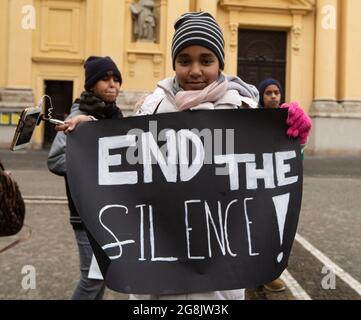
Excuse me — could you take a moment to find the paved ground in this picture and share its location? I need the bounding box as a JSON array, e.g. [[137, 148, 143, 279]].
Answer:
[[0, 149, 360, 300]]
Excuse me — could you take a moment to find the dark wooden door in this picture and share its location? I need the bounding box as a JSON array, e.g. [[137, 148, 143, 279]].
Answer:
[[237, 29, 287, 103], [43, 80, 73, 148]]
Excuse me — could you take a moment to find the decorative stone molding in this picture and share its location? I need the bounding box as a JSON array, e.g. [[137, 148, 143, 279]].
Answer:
[[341, 101, 361, 117], [36, 1, 84, 56], [229, 23, 238, 52], [221, 1, 314, 58], [0, 88, 34, 111], [291, 25, 302, 54], [310, 100, 361, 118], [127, 53, 137, 77], [126, 51, 163, 78], [32, 57, 84, 64], [219, 0, 314, 14], [153, 54, 162, 78]]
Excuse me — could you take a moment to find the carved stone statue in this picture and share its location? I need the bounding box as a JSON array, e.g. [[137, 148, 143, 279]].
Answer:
[[130, 0, 156, 42]]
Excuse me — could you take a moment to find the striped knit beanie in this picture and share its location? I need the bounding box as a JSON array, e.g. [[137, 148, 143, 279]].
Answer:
[[171, 12, 225, 70]]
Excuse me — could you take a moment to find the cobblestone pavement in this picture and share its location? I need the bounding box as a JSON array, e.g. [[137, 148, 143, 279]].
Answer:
[[1, 149, 360, 300]]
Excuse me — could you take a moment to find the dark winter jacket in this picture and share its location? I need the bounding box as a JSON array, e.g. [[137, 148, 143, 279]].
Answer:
[[47, 91, 123, 229]]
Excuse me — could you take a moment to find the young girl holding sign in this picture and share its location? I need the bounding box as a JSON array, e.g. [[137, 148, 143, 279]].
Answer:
[[57, 12, 312, 300], [49, 56, 123, 300]]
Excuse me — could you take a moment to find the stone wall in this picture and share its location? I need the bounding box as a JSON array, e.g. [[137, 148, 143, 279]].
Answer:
[[307, 101, 361, 155], [117, 90, 150, 117], [0, 88, 34, 110], [0, 88, 34, 147]]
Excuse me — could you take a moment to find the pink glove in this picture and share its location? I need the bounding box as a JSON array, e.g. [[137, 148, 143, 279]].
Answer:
[[280, 102, 312, 144]]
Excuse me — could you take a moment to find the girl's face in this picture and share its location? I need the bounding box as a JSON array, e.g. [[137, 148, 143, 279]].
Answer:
[[263, 84, 281, 109], [91, 74, 121, 103], [175, 45, 220, 91]]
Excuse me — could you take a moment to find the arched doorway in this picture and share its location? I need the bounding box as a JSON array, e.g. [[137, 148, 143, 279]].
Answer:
[[237, 29, 287, 103]]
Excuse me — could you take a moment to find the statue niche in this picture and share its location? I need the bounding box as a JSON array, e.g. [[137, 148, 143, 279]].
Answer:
[[130, 0, 156, 42]]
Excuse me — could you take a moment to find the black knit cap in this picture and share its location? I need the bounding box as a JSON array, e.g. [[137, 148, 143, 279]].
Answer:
[[84, 56, 122, 91], [171, 12, 225, 70]]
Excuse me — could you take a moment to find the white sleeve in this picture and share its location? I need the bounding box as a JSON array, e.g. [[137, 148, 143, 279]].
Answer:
[[135, 88, 165, 116]]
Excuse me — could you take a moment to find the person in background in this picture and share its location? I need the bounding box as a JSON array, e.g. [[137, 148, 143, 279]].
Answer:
[[258, 78, 311, 292], [258, 78, 283, 109], [258, 78, 287, 292], [259, 78, 311, 149], [47, 56, 123, 299]]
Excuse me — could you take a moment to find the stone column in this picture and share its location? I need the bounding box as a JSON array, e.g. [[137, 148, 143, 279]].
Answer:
[[339, 0, 361, 113], [0, 0, 34, 147], [311, 0, 339, 113], [98, 0, 125, 68], [7, 0, 34, 88], [0, 1, 9, 87], [308, 0, 361, 155]]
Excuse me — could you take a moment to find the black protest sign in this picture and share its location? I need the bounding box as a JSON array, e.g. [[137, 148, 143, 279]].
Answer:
[[67, 109, 302, 294]]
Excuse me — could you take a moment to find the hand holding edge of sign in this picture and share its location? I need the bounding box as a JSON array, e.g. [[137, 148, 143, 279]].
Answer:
[[280, 101, 312, 145], [55, 115, 97, 134]]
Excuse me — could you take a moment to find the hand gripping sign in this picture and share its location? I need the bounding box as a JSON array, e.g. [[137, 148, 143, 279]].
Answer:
[[67, 109, 302, 294]]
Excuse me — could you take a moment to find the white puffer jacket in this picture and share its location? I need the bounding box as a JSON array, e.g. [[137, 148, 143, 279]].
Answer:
[[137, 75, 259, 115]]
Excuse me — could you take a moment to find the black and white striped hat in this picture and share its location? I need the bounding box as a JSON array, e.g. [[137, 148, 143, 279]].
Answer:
[[171, 12, 225, 70]]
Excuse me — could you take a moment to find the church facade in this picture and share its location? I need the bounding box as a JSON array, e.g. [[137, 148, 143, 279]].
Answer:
[[1, 0, 360, 154]]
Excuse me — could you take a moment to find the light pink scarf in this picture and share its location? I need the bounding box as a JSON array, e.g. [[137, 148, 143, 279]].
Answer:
[[175, 80, 228, 111]]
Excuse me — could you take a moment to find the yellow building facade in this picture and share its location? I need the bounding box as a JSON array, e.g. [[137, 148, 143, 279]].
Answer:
[[1, 0, 361, 154]]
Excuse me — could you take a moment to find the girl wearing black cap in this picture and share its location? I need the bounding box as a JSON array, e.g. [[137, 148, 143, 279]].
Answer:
[[258, 78, 287, 292], [258, 78, 283, 109], [47, 56, 123, 300]]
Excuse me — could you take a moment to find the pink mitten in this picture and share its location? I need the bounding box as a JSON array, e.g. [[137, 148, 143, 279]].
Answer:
[[280, 102, 312, 144]]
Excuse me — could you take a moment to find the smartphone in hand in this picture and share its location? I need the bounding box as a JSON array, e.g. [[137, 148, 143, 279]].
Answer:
[[10, 107, 41, 151]]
